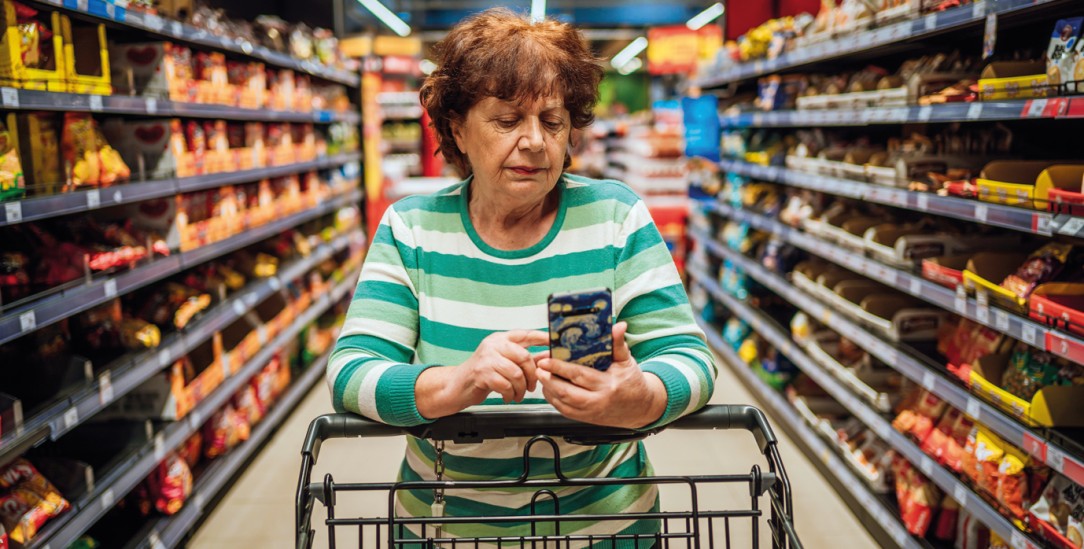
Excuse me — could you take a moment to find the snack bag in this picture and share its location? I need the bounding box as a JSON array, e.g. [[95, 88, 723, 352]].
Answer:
[[0, 119, 24, 202], [1001, 242, 1074, 302], [955, 508, 991, 549], [934, 494, 959, 541], [921, 407, 974, 472], [145, 452, 193, 516], [891, 388, 946, 443], [1047, 18, 1084, 86], [203, 403, 249, 459], [997, 443, 1032, 519], [1030, 473, 1084, 546], [972, 428, 1007, 498], [0, 462, 71, 543], [0, 524, 7, 549]]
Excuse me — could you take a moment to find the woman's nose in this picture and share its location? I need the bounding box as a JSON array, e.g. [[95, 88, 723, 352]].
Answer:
[[518, 118, 545, 152]]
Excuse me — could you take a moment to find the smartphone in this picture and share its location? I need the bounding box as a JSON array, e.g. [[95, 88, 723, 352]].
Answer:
[[547, 288, 613, 371]]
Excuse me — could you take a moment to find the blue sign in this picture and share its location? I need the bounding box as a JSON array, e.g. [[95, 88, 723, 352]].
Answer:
[[682, 96, 720, 162]]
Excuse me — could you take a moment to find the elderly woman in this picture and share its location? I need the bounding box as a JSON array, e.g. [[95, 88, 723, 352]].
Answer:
[[328, 8, 716, 543]]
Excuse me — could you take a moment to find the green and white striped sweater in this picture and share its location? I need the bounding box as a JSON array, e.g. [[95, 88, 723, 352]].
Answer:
[[327, 173, 717, 544]]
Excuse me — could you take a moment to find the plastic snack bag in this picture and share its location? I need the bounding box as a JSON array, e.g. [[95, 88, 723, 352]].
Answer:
[[1001, 242, 1074, 302], [144, 452, 193, 516], [0, 462, 70, 543], [1030, 473, 1084, 547]]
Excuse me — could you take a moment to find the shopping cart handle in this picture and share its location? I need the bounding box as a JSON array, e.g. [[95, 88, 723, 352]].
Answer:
[[300, 404, 778, 461]]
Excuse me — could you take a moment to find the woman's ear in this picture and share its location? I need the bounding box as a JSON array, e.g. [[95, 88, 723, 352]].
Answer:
[[570, 128, 583, 148], [450, 116, 466, 153]]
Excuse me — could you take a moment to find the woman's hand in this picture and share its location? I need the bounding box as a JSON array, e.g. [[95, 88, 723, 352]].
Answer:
[[416, 330, 549, 419], [535, 322, 667, 429]]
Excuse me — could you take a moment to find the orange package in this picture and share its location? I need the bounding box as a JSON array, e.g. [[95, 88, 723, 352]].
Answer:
[[892, 388, 947, 443]]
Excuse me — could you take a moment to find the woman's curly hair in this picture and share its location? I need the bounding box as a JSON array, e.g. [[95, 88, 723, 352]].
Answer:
[[419, 8, 604, 177]]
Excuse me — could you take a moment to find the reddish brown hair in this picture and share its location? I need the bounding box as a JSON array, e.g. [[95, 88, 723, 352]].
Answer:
[[419, 8, 603, 177]]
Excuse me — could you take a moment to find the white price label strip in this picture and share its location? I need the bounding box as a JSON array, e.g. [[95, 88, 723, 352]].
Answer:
[[976, 290, 990, 323], [4, 201, 21, 223], [99, 371, 114, 405], [1011, 531, 1029, 549], [153, 432, 166, 461], [955, 285, 968, 313], [1, 87, 18, 107], [158, 348, 172, 367], [953, 483, 969, 506], [968, 102, 984, 120], [104, 279, 117, 298], [922, 371, 936, 391], [909, 278, 922, 296], [86, 188, 100, 209], [1059, 217, 1084, 235], [88, 94, 103, 112], [975, 204, 988, 222], [100, 488, 115, 509], [145, 97, 158, 115], [63, 407, 78, 430], [919, 455, 935, 476], [19, 311, 36, 333], [966, 397, 982, 420], [994, 310, 1010, 332], [1047, 445, 1066, 474], [1022, 325, 1038, 346], [1026, 99, 1048, 118]]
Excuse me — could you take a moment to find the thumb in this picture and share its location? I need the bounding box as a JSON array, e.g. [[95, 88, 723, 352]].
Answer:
[[613, 321, 631, 363]]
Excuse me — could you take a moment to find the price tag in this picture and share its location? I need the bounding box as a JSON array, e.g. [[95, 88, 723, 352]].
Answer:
[[975, 203, 988, 222], [994, 310, 1010, 332], [1026, 99, 1049, 118], [919, 455, 935, 476], [231, 300, 245, 316], [145, 97, 158, 114], [86, 188, 100, 209], [1059, 217, 1084, 236], [972, 0, 986, 18], [221, 351, 232, 376], [922, 371, 937, 391], [105, 2, 114, 18], [257, 324, 268, 345], [171, 21, 183, 36], [98, 371, 114, 405], [967, 102, 984, 120], [1022, 324, 1038, 346], [268, 276, 281, 291], [144, 14, 164, 32], [76, 0, 87, 10], [189, 408, 202, 429], [955, 285, 968, 313], [103, 278, 117, 298], [1047, 444, 1066, 474], [63, 407, 78, 430], [100, 487, 115, 509], [19, 311, 35, 332], [953, 483, 969, 505], [966, 397, 982, 420], [910, 277, 922, 296], [917, 193, 930, 211], [1, 87, 18, 107], [976, 290, 990, 323], [148, 531, 166, 549], [158, 348, 171, 367], [918, 105, 933, 122], [924, 15, 937, 32], [194, 491, 207, 510], [153, 432, 165, 461], [4, 201, 21, 223], [88, 94, 103, 112]]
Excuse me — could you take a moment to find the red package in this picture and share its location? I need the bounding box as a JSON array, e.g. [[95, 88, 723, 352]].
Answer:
[[203, 403, 250, 459], [921, 408, 974, 473], [233, 384, 264, 427], [892, 388, 946, 443], [0, 523, 7, 549], [893, 456, 941, 536], [177, 432, 203, 469], [934, 494, 959, 541], [0, 472, 70, 543], [0, 459, 38, 489], [145, 453, 193, 516], [956, 508, 991, 549]]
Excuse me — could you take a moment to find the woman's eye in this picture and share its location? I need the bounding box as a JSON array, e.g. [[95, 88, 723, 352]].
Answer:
[[544, 120, 564, 130], [496, 119, 518, 128]]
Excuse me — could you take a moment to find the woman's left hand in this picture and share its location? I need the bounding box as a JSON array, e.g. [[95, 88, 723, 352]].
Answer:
[[535, 322, 667, 429]]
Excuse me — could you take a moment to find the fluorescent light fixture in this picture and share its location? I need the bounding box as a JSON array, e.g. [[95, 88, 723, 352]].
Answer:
[[616, 57, 642, 75], [357, 0, 411, 37], [419, 59, 437, 75], [531, 0, 545, 22], [610, 36, 648, 70], [686, 2, 725, 30]]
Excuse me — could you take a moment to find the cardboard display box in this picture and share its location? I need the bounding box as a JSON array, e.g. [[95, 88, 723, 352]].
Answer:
[[970, 353, 1084, 427]]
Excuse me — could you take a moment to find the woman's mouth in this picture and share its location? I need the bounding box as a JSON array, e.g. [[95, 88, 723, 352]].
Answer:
[[509, 166, 543, 175]]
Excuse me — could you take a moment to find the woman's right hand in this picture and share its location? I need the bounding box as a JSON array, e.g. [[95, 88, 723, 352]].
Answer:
[[459, 330, 549, 403], [416, 330, 548, 419]]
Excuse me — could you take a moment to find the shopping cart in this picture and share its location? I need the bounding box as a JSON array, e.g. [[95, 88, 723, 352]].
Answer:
[[296, 404, 802, 548]]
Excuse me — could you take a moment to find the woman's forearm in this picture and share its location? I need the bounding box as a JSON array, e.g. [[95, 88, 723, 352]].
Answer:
[[415, 365, 487, 419]]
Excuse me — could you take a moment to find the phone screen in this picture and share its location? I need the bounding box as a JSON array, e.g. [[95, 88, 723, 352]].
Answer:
[[547, 288, 613, 371]]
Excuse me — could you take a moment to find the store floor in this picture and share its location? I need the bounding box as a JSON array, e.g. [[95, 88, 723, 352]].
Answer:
[[188, 354, 877, 548]]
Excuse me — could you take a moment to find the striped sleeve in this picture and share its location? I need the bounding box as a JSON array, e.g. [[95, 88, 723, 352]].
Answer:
[[326, 206, 435, 427], [614, 199, 717, 430]]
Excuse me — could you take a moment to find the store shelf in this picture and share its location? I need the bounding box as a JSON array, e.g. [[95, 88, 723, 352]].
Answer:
[[26, 0, 359, 87], [0, 152, 362, 227], [26, 268, 358, 549], [720, 97, 1076, 128], [688, 222, 1084, 499], [0, 228, 360, 469], [716, 159, 1077, 237], [696, 0, 1065, 88], [690, 270, 1043, 549], [141, 348, 330, 549], [0, 188, 361, 346], [0, 87, 359, 123], [696, 312, 921, 549]]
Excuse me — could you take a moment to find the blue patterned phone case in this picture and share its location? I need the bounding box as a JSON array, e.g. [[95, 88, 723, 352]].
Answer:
[[547, 288, 613, 371]]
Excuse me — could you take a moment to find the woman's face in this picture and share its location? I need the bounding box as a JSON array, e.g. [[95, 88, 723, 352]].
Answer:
[[452, 94, 571, 205]]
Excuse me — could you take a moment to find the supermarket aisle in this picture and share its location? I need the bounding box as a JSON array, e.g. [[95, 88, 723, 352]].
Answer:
[[188, 353, 876, 548]]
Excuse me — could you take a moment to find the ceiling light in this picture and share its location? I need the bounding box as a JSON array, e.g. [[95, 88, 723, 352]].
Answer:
[[686, 2, 725, 31], [616, 57, 642, 75], [611, 36, 648, 70], [357, 0, 411, 37], [420, 59, 437, 75], [531, 0, 545, 22]]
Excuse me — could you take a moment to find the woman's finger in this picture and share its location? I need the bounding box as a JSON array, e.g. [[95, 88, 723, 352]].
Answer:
[[612, 321, 632, 364], [539, 357, 600, 389], [506, 330, 550, 347]]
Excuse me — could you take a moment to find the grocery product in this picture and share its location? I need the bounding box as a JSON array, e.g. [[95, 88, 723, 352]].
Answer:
[[1030, 473, 1084, 547], [136, 452, 193, 516], [0, 459, 71, 544], [1001, 243, 1074, 303]]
